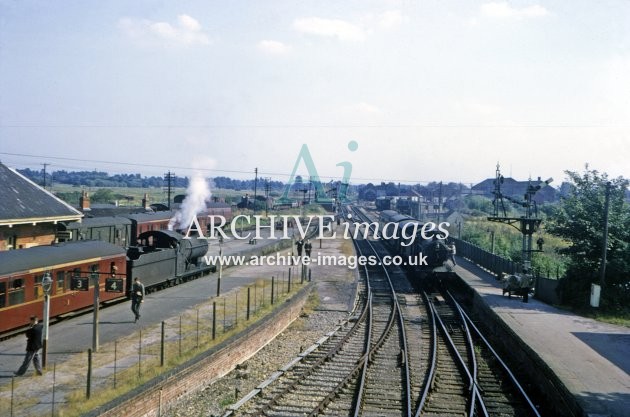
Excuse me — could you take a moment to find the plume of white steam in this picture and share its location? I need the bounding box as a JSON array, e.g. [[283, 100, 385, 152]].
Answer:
[[168, 172, 212, 231]]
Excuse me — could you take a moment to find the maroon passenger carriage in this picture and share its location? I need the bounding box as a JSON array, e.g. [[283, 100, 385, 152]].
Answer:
[[0, 241, 127, 335]]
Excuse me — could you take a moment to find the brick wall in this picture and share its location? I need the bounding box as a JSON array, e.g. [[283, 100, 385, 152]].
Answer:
[[89, 284, 312, 417], [0, 223, 56, 250]]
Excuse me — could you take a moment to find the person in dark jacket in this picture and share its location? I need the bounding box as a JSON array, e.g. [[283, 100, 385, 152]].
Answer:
[[14, 316, 43, 376], [295, 239, 304, 257], [131, 278, 145, 323]]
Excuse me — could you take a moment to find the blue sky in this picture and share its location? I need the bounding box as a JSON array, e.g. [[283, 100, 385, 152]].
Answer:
[[1, 0, 629, 186]]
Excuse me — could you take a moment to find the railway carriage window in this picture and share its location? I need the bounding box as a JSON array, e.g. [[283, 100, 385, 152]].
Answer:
[[56, 271, 65, 293], [34, 274, 43, 299], [66, 270, 74, 289], [0, 282, 6, 308], [8, 278, 25, 306]]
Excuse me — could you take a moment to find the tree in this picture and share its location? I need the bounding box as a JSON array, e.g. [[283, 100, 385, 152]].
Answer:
[[91, 188, 116, 204], [547, 167, 630, 310]]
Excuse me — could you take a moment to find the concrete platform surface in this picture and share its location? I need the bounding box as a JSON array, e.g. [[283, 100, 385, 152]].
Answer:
[[454, 257, 630, 417]]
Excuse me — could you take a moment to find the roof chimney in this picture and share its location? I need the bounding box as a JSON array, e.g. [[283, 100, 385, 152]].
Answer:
[[142, 193, 150, 210], [79, 190, 90, 211]]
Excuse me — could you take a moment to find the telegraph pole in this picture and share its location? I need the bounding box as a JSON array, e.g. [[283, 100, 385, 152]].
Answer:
[[42, 163, 49, 189], [253, 168, 258, 215], [437, 181, 443, 223], [164, 172, 175, 209], [264, 178, 271, 217], [599, 182, 611, 287], [308, 176, 312, 203]]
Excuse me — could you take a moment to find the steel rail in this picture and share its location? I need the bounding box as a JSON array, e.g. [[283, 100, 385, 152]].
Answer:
[[447, 291, 542, 417]]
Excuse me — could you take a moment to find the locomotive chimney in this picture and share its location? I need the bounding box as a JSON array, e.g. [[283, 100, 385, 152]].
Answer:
[[79, 190, 91, 211]]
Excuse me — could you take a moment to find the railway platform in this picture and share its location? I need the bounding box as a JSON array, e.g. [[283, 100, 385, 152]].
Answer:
[[0, 227, 293, 378], [0, 225, 355, 417], [453, 257, 630, 417]]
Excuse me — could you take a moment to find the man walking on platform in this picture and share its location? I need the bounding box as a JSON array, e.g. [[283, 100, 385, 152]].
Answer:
[[296, 239, 304, 257], [131, 278, 145, 323], [14, 316, 43, 376]]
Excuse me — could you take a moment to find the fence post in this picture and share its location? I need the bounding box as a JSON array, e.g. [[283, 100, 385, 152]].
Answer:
[[179, 316, 182, 356], [138, 329, 142, 379], [235, 292, 238, 326], [271, 276, 275, 305], [247, 287, 251, 321], [114, 340, 118, 389], [196, 309, 200, 348], [161, 321, 165, 367], [86, 348, 92, 399], [212, 301, 217, 340], [288, 268, 292, 293], [11, 376, 14, 417], [51, 362, 56, 417]]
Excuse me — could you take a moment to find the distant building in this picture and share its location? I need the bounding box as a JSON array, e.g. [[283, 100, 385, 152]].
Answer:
[[0, 162, 83, 250], [472, 176, 557, 203], [76, 190, 152, 217]]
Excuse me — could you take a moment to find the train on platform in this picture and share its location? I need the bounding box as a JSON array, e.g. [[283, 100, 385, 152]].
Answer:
[[0, 230, 213, 336], [56, 203, 233, 247], [377, 209, 454, 278]]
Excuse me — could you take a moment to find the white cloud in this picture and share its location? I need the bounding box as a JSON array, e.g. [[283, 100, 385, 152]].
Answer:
[[293, 17, 366, 42], [119, 14, 210, 47], [480, 2, 550, 19], [377, 10, 406, 29], [178, 14, 202, 32], [258, 40, 291, 55]]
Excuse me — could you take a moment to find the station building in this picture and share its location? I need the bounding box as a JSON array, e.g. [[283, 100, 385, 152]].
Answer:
[[0, 162, 83, 251]]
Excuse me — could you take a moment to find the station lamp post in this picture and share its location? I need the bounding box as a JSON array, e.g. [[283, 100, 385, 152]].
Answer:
[[92, 271, 100, 352], [41, 272, 53, 368]]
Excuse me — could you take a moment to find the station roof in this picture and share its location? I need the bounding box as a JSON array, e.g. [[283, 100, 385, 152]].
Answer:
[[0, 163, 83, 227]]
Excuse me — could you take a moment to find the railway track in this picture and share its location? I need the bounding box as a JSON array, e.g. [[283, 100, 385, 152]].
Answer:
[[225, 206, 542, 416], [226, 208, 425, 416], [418, 289, 541, 417]]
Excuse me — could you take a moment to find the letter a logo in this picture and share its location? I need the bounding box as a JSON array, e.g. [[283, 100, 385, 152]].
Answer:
[[280, 144, 326, 202]]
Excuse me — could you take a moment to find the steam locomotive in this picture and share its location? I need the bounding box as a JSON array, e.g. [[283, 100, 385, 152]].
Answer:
[[378, 209, 454, 277]]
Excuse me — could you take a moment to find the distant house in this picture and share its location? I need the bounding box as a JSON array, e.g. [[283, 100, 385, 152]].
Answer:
[[76, 190, 153, 217], [472, 176, 557, 203], [0, 162, 83, 250]]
